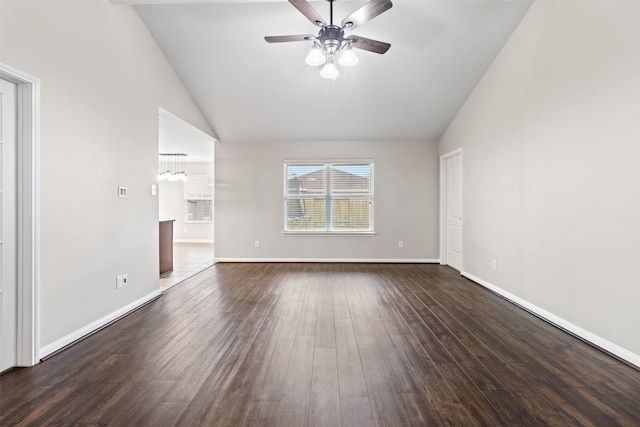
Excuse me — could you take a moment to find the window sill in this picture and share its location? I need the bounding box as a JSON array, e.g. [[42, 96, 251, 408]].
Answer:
[[282, 231, 376, 237]]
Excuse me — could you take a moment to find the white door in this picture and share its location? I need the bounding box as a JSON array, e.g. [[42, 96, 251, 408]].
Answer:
[[445, 151, 462, 271], [0, 78, 18, 372]]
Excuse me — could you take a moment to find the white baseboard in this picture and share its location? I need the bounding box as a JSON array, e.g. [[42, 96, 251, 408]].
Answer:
[[214, 258, 440, 264], [461, 270, 640, 369], [173, 239, 214, 243], [39, 290, 162, 360]]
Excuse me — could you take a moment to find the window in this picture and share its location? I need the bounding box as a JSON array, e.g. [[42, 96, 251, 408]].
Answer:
[[284, 161, 374, 233], [185, 175, 213, 223]]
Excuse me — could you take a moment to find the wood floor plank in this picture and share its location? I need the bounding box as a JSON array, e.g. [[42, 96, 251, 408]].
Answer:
[[173, 336, 254, 425], [275, 335, 315, 427], [399, 392, 444, 427], [2, 263, 639, 427], [249, 280, 307, 402], [378, 271, 455, 363], [358, 344, 410, 426], [309, 347, 341, 427], [434, 361, 506, 426], [369, 317, 425, 395], [153, 315, 237, 381], [402, 334, 479, 426], [354, 271, 383, 319], [335, 318, 368, 398], [340, 396, 374, 427], [407, 273, 532, 367], [201, 354, 265, 426], [139, 401, 189, 427], [399, 276, 517, 394], [83, 380, 176, 425], [332, 272, 351, 320], [398, 267, 584, 424], [315, 280, 336, 349], [296, 278, 320, 337], [344, 275, 377, 346], [162, 320, 245, 402], [11, 382, 120, 426], [243, 401, 279, 426]]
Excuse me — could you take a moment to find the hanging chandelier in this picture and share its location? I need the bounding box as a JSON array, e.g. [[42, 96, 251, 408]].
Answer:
[[158, 153, 187, 182]]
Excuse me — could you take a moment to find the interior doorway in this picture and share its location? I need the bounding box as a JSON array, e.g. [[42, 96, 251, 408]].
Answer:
[[0, 64, 40, 368], [1, 78, 18, 372], [157, 108, 216, 291], [440, 149, 463, 271]]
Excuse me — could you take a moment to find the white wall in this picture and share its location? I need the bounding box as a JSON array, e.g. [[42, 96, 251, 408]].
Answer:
[[439, 0, 640, 363], [159, 161, 214, 242], [215, 140, 439, 261], [1, 1, 213, 352]]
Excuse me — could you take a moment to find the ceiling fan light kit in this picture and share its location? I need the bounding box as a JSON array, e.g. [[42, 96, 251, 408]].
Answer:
[[305, 45, 327, 66], [339, 46, 359, 67], [265, 0, 392, 79], [320, 60, 340, 79]]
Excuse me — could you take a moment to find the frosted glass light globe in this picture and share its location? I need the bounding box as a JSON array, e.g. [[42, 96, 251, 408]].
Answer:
[[305, 48, 326, 66], [339, 49, 359, 67], [320, 62, 339, 79]]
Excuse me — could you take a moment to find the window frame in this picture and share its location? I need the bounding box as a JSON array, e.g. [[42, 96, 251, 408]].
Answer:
[[283, 160, 375, 236], [184, 174, 213, 223]]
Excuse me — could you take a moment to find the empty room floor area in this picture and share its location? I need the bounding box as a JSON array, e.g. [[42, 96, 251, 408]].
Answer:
[[2, 263, 639, 426]]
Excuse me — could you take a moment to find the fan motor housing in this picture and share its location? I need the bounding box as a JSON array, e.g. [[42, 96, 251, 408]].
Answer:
[[319, 25, 345, 55]]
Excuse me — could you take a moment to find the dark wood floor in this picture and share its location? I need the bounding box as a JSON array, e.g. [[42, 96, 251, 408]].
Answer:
[[2, 263, 639, 426]]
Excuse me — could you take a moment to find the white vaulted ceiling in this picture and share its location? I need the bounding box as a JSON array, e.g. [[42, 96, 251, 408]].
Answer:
[[116, 0, 534, 142]]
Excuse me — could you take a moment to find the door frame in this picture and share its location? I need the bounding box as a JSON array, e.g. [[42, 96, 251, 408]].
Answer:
[[0, 63, 40, 367], [439, 148, 462, 269]]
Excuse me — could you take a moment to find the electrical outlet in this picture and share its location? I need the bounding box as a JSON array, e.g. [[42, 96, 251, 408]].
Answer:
[[491, 259, 497, 270], [398, 240, 404, 249], [116, 275, 124, 289], [122, 274, 128, 286], [254, 240, 260, 248]]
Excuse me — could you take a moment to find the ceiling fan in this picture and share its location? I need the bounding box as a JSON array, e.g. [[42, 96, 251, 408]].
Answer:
[[265, 0, 393, 79]]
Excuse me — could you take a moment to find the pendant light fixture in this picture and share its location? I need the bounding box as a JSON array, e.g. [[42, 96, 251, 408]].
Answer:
[[158, 153, 188, 182]]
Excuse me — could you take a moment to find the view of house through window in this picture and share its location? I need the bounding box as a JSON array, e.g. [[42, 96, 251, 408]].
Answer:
[[284, 161, 373, 233], [185, 175, 213, 222]]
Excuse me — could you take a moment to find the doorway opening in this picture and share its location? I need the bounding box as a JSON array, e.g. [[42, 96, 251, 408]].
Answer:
[[157, 108, 216, 292], [0, 64, 40, 368], [1, 77, 18, 372]]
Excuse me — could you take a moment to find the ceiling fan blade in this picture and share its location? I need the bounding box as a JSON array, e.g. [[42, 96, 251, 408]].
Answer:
[[265, 35, 316, 43], [347, 35, 391, 54], [341, 0, 392, 31], [289, 0, 327, 27]]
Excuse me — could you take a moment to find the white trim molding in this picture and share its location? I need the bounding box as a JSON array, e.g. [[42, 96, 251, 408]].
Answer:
[[0, 63, 40, 367], [39, 290, 162, 360], [461, 270, 640, 369], [215, 258, 440, 264]]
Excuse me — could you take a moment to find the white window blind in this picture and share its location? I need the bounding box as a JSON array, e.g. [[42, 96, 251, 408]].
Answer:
[[184, 175, 213, 223], [284, 161, 374, 233]]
